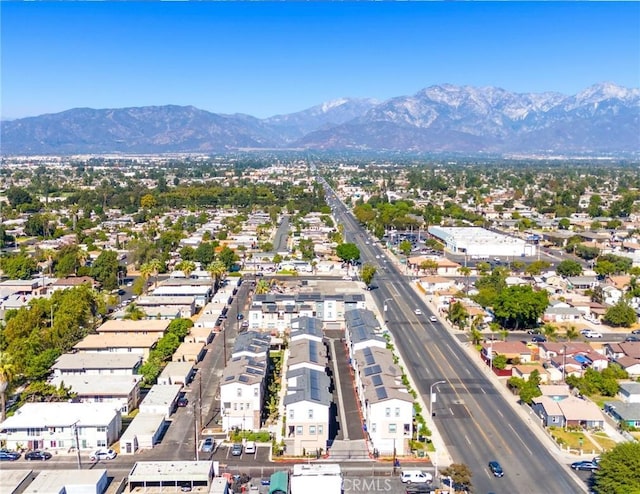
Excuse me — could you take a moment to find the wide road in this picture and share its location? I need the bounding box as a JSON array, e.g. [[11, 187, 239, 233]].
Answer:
[[324, 180, 583, 494]]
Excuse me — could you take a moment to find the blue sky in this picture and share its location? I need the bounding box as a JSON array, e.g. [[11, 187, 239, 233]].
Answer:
[[2, 2, 639, 120]]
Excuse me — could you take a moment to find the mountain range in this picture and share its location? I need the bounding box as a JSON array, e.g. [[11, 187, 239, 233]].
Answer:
[[1, 83, 638, 156]]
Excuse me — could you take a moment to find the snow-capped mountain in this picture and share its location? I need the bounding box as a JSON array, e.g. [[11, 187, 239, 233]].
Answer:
[[1, 83, 638, 155]]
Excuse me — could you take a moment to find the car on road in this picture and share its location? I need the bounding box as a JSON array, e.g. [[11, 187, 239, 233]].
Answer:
[[0, 450, 21, 461], [25, 450, 52, 461], [488, 460, 504, 477], [571, 461, 599, 471], [231, 443, 243, 456], [201, 438, 214, 453], [531, 335, 547, 343], [342, 275, 353, 281], [625, 336, 640, 342], [632, 329, 640, 335], [414, 309, 422, 315], [583, 330, 603, 339], [89, 448, 117, 461], [429, 316, 437, 323], [236, 313, 244, 320], [241, 321, 249, 329], [526, 328, 542, 335], [177, 396, 189, 407]]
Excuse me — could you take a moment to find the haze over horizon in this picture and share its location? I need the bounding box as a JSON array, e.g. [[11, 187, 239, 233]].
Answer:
[[2, 2, 639, 121]]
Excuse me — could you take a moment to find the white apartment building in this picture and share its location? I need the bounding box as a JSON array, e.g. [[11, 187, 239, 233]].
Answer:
[[283, 368, 332, 457], [0, 402, 121, 452], [220, 356, 267, 432]]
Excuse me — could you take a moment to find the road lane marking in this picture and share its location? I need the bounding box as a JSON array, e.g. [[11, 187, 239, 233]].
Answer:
[[509, 424, 533, 455]]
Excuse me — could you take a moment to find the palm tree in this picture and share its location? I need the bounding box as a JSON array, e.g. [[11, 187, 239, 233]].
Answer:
[[458, 266, 472, 293], [0, 352, 16, 421], [469, 328, 483, 346], [41, 248, 56, 276], [124, 304, 146, 321], [542, 323, 558, 342], [139, 262, 153, 294], [255, 279, 272, 295], [564, 325, 579, 342], [207, 260, 227, 291], [149, 258, 163, 289], [175, 260, 196, 279]]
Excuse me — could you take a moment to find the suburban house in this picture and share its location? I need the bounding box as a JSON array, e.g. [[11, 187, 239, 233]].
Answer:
[[511, 363, 551, 384], [50, 374, 142, 414], [542, 302, 583, 323], [219, 356, 267, 432], [0, 402, 121, 452], [532, 395, 605, 429], [157, 361, 195, 386], [283, 367, 332, 457], [605, 342, 640, 376], [152, 285, 212, 308], [604, 402, 640, 428], [135, 295, 196, 318], [172, 341, 206, 363], [481, 341, 532, 364], [51, 353, 143, 377], [618, 382, 640, 403]]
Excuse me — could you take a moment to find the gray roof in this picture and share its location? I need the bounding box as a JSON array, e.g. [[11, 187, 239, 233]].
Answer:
[[605, 401, 640, 421], [291, 316, 324, 339], [619, 382, 640, 395], [283, 367, 331, 407], [345, 309, 384, 345], [232, 331, 271, 357]]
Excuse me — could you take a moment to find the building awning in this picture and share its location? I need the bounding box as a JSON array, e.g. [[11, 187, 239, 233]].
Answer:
[[269, 471, 289, 494]]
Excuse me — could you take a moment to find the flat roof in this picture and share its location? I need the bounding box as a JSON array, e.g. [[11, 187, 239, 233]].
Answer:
[[50, 375, 140, 395], [0, 402, 117, 428], [129, 461, 213, 482], [141, 385, 182, 406], [97, 320, 170, 332], [53, 352, 142, 370], [0, 469, 33, 494], [24, 469, 107, 494]]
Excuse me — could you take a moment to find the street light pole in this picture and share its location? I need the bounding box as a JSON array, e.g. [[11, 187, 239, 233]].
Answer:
[[429, 380, 446, 417]]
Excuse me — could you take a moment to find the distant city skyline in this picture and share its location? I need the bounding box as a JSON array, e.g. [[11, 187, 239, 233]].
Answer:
[[1, 1, 639, 120]]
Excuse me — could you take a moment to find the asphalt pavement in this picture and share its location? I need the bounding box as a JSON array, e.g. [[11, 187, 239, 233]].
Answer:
[[325, 182, 587, 494]]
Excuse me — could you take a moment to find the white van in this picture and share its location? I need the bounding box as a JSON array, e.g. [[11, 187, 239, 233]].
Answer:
[[244, 441, 256, 454], [400, 470, 433, 484]]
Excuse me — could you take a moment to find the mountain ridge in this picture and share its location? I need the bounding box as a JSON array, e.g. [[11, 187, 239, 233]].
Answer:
[[2, 83, 638, 155]]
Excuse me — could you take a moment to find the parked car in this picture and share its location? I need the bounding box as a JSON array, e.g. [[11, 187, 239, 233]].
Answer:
[[89, 448, 117, 461], [0, 450, 21, 461], [531, 336, 547, 343], [400, 470, 432, 484], [201, 437, 214, 453], [177, 396, 189, 407], [625, 336, 640, 342], [442, 477, 468, 491], [488, 460, 504, 477], [241, 321, 249, 329], [231, 443, 243, 456], [244, 441, 256, 454], [25, 450, 52, 461], [571, 461, 599, 471], [631, 329, 640, 335], [236, 313, 244, 320]]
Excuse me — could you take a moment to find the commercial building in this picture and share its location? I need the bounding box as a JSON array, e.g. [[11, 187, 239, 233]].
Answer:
[[428, 226, 536, 258]]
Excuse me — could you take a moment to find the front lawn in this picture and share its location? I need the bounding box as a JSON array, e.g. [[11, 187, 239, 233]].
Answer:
[[590, 432, 617, 451], [548, 427, 588, 449]]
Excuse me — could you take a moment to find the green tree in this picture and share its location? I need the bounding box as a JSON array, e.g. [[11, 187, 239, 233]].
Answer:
[[556, 260, 584, 277], [440, 463, 473, 490], [0, 352, 16, 421], [175, 260, 196, 279], [140, 193, 157, 209], [564, 325, 580, 342], [54, 244, 82, 277], [361, 263, 377, 288], [525, 260, 551, 277], [207, 260, 227, 291], [492, 354, 508, 370], [336, 243, 361, 264], [0, 253, 37, 279], [7, 186, 34, 209], [603, 301, 638, 328], [91, 250, 121, 290], [194, 242, 216, 266], [218, 246, 237, 271], [593, 442, 640, 494], [493, 285, 549, 330], [447, 301, 469, 330], [558, 218, 571, 230], [398, 240, 413, 257]]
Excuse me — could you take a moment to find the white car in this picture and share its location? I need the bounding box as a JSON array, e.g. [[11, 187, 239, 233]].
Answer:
[[429, 316, 437, 323], [400, 470, 433, 484], [414, 309, 422, 315], [342, 275, 353, 281], [89, 448, 117, 461], [583, 330, 603, 339]]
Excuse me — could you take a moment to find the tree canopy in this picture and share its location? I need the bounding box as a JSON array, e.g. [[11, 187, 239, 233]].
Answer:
[[594, 442, 640, 494], [336, 243, 360, 263], [493, 285, 549, 330], [604, 301, 638, 328]]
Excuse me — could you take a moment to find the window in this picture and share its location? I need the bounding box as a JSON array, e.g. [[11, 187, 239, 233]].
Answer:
[[395, 407, 400, 417], [254, 388, 259, 397], [296, 426, 303, 436], [308, 409, 314, 419], [96, 426, 106, 432], [289, 409, 294, 420], [233, 403, 238, 411], [385, 408, 390, 417], [371, 423, 377, 433], [236, 388, 242, 397], [97, 440, 107, 447], [239, 403, 244, 411], [318, 424, 323, 435], [309, 425, 316, 435], [388, 424, 397, 433]]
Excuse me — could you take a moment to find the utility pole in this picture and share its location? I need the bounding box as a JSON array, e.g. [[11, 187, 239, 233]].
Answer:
[[193, 400, 199, 461], [72, 422, 82, 470]]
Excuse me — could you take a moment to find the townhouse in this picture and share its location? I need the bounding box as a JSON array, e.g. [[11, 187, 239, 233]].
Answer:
[[49, 374, 142, 414], [219, 355, 267, 432], [51, 352, 143, 377], [73, 333, 161, 360]]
